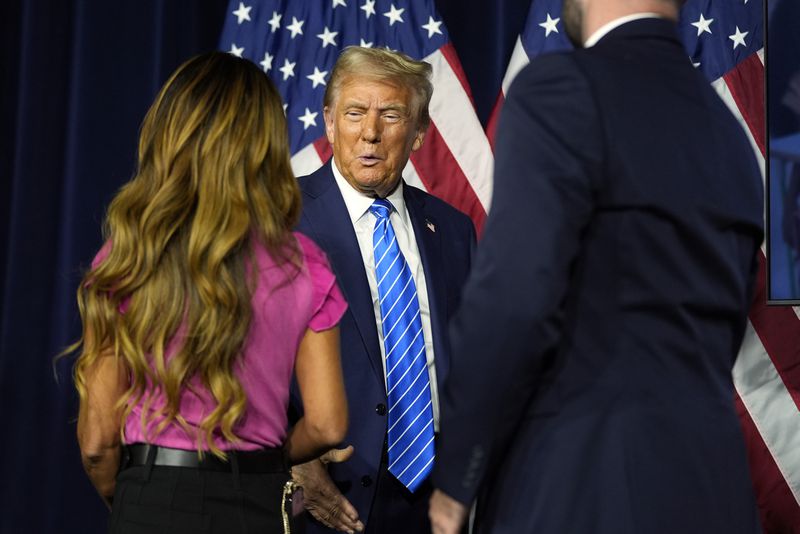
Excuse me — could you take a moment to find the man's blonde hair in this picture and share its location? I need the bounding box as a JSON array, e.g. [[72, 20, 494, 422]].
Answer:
[[324, 46, 433, 128]]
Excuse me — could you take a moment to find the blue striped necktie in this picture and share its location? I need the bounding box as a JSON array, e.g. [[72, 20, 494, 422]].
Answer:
[[369, 198, 435, 492]]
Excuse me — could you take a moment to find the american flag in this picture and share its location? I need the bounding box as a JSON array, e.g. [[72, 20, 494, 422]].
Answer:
[[218, 0, 493, 230], [219, 0, 798, 530], [485, 0, 572, 146]]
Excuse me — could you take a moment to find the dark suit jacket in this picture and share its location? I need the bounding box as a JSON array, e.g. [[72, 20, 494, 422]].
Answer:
[[294, 161, 475, 531], [434, 18, 764, 534]]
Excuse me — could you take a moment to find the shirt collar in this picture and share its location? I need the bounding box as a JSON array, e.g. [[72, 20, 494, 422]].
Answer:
[[330, 158, 409, 227], [584, 13, 663, 48]]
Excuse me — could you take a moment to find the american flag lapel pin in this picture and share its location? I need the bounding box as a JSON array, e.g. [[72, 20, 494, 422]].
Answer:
[[426, 220, 435, 233]]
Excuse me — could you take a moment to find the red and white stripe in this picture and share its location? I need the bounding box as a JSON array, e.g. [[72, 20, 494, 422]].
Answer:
[[486, 37, 531, 148], [719, 48, 800, 530], [290, 43, 494, 233]]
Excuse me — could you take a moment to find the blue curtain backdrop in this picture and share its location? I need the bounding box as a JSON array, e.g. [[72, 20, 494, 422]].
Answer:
[[0, 1, 529, 532]]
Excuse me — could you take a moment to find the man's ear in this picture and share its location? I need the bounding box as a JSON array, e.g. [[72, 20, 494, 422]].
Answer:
[[411, 127, 426, 152], [324, 106, 335, 144]]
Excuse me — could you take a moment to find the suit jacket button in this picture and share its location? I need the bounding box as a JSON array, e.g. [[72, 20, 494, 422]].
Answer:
[[375, 403, 386, 415], [361, 475, 373, 487]]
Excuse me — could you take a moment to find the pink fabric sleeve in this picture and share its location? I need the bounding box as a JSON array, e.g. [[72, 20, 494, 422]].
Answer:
[[91, 240, 112, 269], [295, 233, 348, 332], [89, 240, 130, 313]]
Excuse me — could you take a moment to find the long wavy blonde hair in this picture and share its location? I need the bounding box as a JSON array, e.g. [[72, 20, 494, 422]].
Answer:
[[69, 51, 301, 457]]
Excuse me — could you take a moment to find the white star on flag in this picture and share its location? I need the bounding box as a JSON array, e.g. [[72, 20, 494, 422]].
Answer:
[[332, 0, 347, 7], [360, 38, 374, 48], [384, 4, 405, 26], [298, 108, 318, 130], [360, 0, 376, 19], [317, 27, 338, 48], [279, 58, 296, 80], [259, 51, 273, 72], [232, 2, 252, 24], [286, 16, 304, 38], [229, 43, 244, 57], [306, 66, 328, 88], [538, 14, 560, 37], [421, 16, 443, 38], [728, 26, 748, 49], [268, 11, 281, 32], [691, 14, 713, 36]]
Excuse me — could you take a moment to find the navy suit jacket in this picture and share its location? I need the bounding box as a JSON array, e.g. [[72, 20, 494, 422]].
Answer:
[[434, 19, 764, 534], [294, 161, 475, 530]]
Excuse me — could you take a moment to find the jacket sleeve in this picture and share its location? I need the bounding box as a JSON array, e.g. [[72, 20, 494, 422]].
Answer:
[[433, 52, 605, 504]]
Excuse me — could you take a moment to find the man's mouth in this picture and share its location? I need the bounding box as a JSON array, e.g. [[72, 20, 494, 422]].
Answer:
[[358, 155, 382, 166]]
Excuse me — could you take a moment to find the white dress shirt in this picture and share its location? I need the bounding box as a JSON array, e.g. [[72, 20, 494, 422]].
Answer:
[[584, 13, 664, 48], [331, 160, 441, 431]]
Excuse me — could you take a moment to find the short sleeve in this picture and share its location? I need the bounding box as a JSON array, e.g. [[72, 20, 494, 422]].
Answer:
[[91, 240, 113, 269], [89, 240, 130, 313], [295, 232, 348, 332]]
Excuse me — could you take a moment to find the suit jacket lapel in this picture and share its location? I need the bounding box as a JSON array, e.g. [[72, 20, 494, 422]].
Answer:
[[404, 187, 450, 388], [303, 166, 385, 386]]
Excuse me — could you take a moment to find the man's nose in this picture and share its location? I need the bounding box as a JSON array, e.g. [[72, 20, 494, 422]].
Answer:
[[361, 113, 381, 143]]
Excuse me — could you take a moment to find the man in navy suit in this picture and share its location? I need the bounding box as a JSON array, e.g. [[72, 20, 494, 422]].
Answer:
[[429, 0, 763, 533], [291, 46, 475, 534]]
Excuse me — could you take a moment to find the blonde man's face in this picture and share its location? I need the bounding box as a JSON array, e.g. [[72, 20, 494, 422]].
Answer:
[[324, 77, 425, 199]]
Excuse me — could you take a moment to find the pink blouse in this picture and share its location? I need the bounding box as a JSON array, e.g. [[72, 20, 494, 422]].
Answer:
[[91, 232, 347, 451]]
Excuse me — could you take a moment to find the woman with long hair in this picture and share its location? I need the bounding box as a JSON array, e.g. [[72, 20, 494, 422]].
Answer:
[[67, 51, 348, 533]]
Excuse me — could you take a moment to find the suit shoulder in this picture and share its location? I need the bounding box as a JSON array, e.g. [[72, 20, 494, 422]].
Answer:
[[296, 172, 314, 194], [405, 185, 474, 230], [296, 162, 334, 198], [521, 49, 579, 73], [509, 51, 588, 98]]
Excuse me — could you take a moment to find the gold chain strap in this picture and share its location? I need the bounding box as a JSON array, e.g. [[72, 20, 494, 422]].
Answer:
[[281, 479, 300, 534]]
